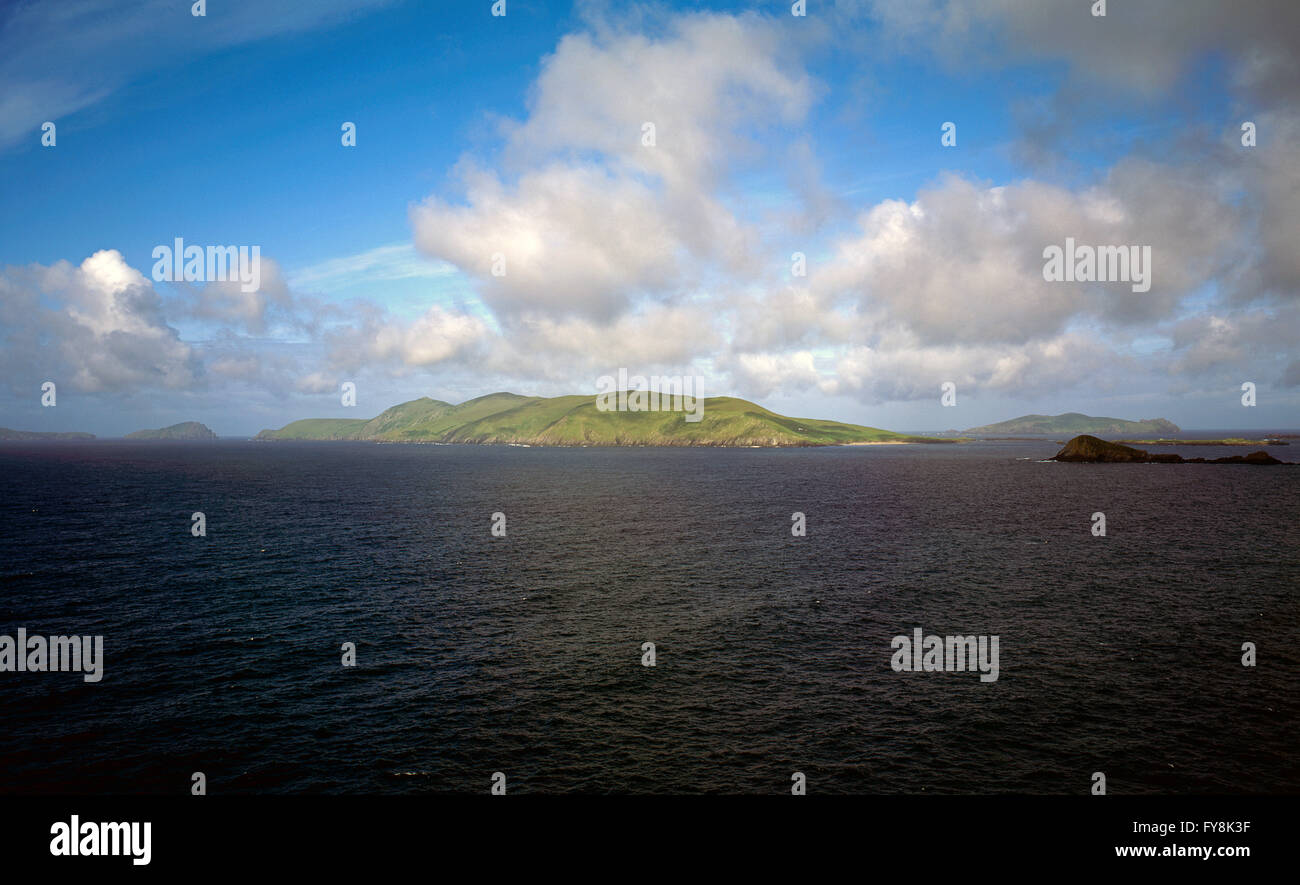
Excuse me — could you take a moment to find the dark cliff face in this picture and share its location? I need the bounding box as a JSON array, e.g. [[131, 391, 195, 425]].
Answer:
[[1051, 435, 1288, 465], [1206, 451, 1285, 465], [1051, 435, 1149, 462]]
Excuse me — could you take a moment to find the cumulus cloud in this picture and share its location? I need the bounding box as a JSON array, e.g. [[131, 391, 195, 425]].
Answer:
[[4, 4, 1296, 422], [1167, 305, 1300, 383], [183, 258, 303, 335], [724, 350, 823, 399], [482, 303, 722, 382], [813, 164, 1241, 347], [818, 332, 1124, 402], [397, 4, 1300, 411], [410, 12, 814, 322], [323, 304, 491, 375], [1234, 110, 1300, 302], [413, 163, 686, 320], [857, 0, 1300, 101], [0, 250, 198, 394]]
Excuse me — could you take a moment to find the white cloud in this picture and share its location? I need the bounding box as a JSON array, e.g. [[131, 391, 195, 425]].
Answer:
[[410, 12, 814, 321], [725, 350, 823, 399], [816, 332, 1122, 402], [0, 250, 197, 394], [812, 167, 1239, 347], [324, 304, 491, 374], [412, 163, 686, 320], [4, 5, 1296, 423], [858, 0, 1300, 101], [482, 304, 721, 381]]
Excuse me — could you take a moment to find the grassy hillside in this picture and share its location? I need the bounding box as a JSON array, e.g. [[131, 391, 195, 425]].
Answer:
[[966, 412, 1180, 435], [259, 417, 371, 440], [0, 427, 95, 440], [257, 392, 950, 447]]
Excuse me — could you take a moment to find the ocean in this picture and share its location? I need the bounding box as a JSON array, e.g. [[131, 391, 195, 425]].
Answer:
[[1, 439, 1296, 794]]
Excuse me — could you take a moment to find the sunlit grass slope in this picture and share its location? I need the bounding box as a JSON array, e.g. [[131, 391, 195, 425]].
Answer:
[[258, 392, 953, 447]]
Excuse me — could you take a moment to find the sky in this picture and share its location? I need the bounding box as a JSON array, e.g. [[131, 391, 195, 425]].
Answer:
[[1, 0, 1298, 436]]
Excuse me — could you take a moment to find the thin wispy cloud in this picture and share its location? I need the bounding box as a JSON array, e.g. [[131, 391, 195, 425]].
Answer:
[[0, 0, 393, 150], [288, 244, 459, 292]]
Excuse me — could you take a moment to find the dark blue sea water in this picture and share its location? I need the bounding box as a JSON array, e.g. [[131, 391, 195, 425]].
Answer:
[[0, 440, 1296, 794]]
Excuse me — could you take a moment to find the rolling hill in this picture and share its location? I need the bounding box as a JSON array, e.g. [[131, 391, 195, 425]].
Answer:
[[966, 412, 1180, 435], [257, 392, 950, 447], [125, 421, 218, 440]]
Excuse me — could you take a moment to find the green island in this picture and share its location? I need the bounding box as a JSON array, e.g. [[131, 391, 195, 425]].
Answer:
[[125, 421, 218, 440], [0, 428, 95, 440], [966, 412, 1179, 435], [1114, 438, 1288, 446], [257, 392, 959, 447]]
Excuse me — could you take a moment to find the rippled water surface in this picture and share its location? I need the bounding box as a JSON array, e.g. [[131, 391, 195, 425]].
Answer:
[[1, 440, 1296, 794]]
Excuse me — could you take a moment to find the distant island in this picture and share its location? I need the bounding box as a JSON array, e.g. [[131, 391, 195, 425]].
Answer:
[[966, 412, 1180, 435], [257, 392, 956, 447], [0, 427, 95, 440], [1050, 435, 1290, 465], [125, 421, 218, 440], [1115, 437, 1288, 447]]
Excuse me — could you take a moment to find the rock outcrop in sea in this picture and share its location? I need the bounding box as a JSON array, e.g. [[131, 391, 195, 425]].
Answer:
[[1050, 435, 1289, 465]]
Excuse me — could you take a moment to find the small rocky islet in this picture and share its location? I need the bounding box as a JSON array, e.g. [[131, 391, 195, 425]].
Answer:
[[1050, 435, 1291, 465]]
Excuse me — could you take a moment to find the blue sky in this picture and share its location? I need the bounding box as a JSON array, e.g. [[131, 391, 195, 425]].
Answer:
[[1, 0, 1297, 435]]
